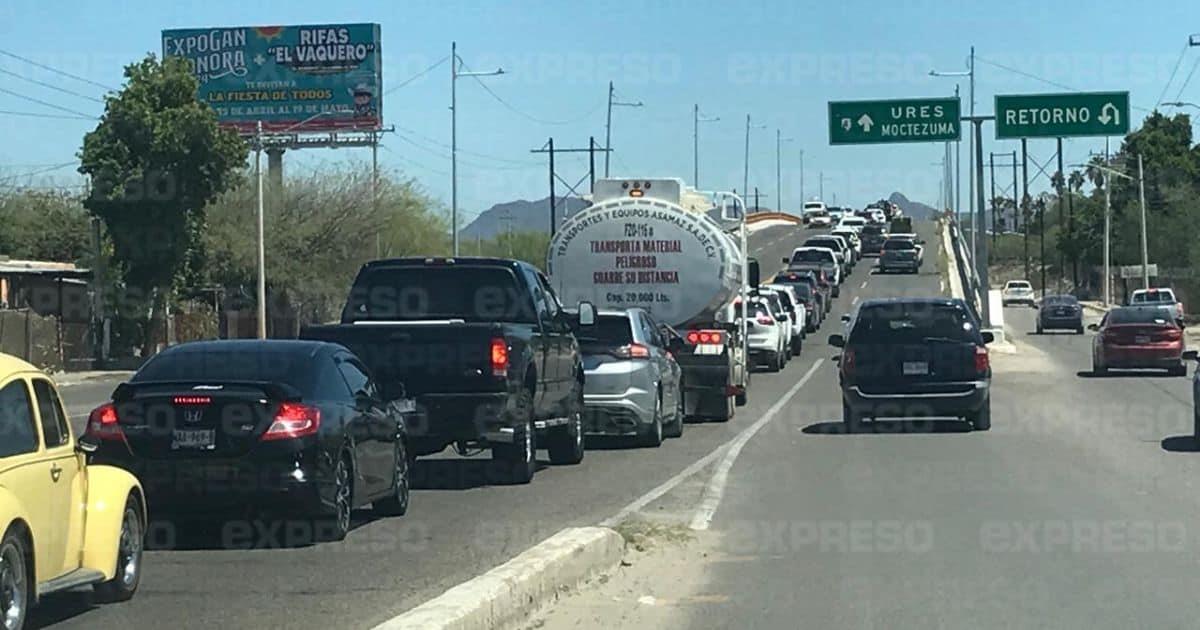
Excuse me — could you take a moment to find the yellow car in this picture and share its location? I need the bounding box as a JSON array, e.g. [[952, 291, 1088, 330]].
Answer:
[[0, 353, 145, 629]]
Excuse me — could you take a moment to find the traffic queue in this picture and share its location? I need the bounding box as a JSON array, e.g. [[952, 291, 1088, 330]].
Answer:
[[0, 180, 912, 628]]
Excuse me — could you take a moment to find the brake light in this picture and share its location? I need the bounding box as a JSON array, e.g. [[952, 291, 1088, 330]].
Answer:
[[614, 343, 651, 359], [841, 349, 856, 378], [686, 330, 725, 345], [1162, 327, 1182, 341], [172, 395, 211, 405], [975, 346, 990, 374], [490, 337, 509, 377], [262, 402, 321, 441], [85, 403, 124, 441], [756, 315, 774, 326]]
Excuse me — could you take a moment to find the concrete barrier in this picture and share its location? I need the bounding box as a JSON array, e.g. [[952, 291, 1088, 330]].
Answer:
[[373, 527, 625, 630]]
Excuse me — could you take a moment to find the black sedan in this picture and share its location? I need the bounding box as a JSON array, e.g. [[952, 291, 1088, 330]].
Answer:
[[1037, 294, 1084, 334], [85, 340, 412, 542], [830, 298, 994, 432]]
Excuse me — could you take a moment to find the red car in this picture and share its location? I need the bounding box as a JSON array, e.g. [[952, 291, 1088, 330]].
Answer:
[[1090, 305, 1188, 376]]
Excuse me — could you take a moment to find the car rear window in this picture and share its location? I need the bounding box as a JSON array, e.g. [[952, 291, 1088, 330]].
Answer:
[[883, 239, 915, 250], [849, 302, 977, 344], [1007, 281, 1031, 289], [344, 265, 534, 323], [1108, 307, 1175, 325], [805, 239, 842, 250], [1132, 291, 1175, 304], [1043, 295, 1078, 305], [790, 250, 832, 263], [572, 314, 633, 346], [732, 302, 771, 318], [133, 344, 317, 393], [861, 225, 884, 235]]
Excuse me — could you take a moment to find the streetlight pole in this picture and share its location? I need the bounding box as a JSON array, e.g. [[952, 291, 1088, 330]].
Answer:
[[1138, 153, 1149, 289], [255, 121, 266, 339], [776, 130, 792, 212], [930, 51, 975, 257], [451, 41, 504, 256], [743, 115, 766, 202], [1071, 154, 1148, 305], [693, 105, 718, 187], [605, 82, 643, 177], [799, 150, 805, 202]]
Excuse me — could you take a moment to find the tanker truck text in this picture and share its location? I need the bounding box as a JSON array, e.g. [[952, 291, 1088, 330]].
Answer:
[[593, 271, 680, 284]]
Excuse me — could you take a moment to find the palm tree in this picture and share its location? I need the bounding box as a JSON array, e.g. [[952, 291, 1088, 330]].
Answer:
[[1067, 170, 1085, 288]]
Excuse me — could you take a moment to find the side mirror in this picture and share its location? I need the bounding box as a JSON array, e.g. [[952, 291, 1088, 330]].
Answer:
[[916, 238, 926, 245], [577, 301, 596, 326], [782, 257, 790, 264], [828, 334, 845, 348], [748, 258, 761, 288], [981, 331, 995, 344], [76, 437, 98, 454], [840, 314, 851, 323], [1184, 350, 1198, 362], [1087, 323, 1099, 332]]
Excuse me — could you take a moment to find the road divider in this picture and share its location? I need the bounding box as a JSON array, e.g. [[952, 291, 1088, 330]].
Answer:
[[374, 527, 624, 630]]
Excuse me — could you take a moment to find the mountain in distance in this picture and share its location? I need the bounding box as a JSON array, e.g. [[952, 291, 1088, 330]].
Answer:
[[888, 192, 940, 219], [461, 197, 590, 240]]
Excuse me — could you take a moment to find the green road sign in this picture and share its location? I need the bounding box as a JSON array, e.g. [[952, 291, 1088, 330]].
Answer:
[[994, 91, 1129, 139], [828, 97, 961, 145]]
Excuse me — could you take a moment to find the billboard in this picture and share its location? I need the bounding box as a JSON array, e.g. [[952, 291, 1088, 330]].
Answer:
[[162, 23, 382, 134]]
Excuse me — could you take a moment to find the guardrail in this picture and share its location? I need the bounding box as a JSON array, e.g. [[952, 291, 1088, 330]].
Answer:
[[944, 215, 986, 325]]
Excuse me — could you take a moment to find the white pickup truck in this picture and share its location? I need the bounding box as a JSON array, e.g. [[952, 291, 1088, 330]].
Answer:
[[1130, 288, 1185, 322]]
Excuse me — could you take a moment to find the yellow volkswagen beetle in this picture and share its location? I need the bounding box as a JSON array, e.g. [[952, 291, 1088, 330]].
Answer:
[[0, 353, 145, 629]]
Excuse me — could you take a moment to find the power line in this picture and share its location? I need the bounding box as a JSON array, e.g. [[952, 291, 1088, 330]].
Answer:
[[0, 86, 98, 119], [383, 55, 451, 96], [1174, 56, 1200, 102], [977, 56, 1153, 113], [0, 48, 117, 91], [0, 109, 94, 121], [1157, 44, 1190, 106], [460, 61, 605, 126], [394, 124, 538, 167], [0, 67, 104, 104]]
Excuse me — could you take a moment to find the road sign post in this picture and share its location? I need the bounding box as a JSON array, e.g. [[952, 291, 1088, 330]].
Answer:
[[995, 92, 1130, 139], [828, 97, 961, 145]]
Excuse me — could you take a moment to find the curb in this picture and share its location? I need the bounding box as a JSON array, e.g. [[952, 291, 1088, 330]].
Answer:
[[373, 526, 625, 630], [51, 370, 136, 387]]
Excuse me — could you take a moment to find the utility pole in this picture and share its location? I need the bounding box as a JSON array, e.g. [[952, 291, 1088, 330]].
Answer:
[[799, 150, 805, 202], [1056, 137, 1065, 292], [451, 41, 505, 256], [1038, 196, 1046, 298], [955, 84, 962, 222], [589, 136, 596, 192], [743, 115, 750, 199], [372, 130, 381, 258], [776, 130, 792, 212], [1138, 153, 1149, 289], [819, 171, 824, 199], [255, 121, 266, 339], [605, 82, 643, 177], [989, 152, 998, 245], [1021, 138, 1030, 282], [969, 47, 976, 262], [1010, 151, 1017, 235], [1104, 138, 1112, 305], [548, 138, 556, 235], [532, 139, 609, 234], [693, 105, 718, 187]]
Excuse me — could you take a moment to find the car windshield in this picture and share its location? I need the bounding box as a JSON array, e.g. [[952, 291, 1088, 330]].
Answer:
[[133, 343, 316, 392], [1108, 307, 1176, 324], [849, 302, 976, 344], [343, 266, 535, 323], [883, 239, 915, 250]]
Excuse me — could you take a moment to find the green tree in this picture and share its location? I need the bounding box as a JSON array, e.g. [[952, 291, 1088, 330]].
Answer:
[[0, 191, 91, 263], [78, 54, 246, 354]]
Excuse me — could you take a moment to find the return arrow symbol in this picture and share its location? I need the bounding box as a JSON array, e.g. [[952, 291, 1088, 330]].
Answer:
[[1097, 102, 1120, 126]]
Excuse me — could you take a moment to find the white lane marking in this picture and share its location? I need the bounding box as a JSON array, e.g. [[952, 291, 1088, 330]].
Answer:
[[852, 296, 859, 306], [859, 280, 868, 289], [688, 360, 823, 531], [599, 443, 729, 527]]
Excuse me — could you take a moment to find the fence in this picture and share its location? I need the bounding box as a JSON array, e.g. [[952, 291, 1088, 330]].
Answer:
[[0, 309, 66, 370]]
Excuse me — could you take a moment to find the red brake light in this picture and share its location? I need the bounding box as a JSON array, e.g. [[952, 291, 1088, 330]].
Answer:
[[975, 346, 990, 374], [686, 331, 700, 344], [490, 337, 509, 377], [688, 330, 725, 345], [173, 395, 211, 405], [85, 403, 124, 441], [614, 343, 651, 359], [1162, 327, 1182, 341], [262, 402, 321, 442], [756, 315, 774, 326]]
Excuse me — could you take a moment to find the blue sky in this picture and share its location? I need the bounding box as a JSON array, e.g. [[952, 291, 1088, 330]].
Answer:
[[1, 0, 1198, 223]]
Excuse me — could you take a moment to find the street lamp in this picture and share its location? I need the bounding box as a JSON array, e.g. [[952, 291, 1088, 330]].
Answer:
[[743, 115, 766, 201], [931, 47, 976, 258], [1162, 101, 1200, 110], [776, 130, 793, 213], [605, 82, 643, 177], [693, 105, 719, 187], [451, 41, 504, 256], [1070, 156, 1151, 301]]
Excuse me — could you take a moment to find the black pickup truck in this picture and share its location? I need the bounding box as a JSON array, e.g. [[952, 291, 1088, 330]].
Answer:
[[301, 257, 595, 484]]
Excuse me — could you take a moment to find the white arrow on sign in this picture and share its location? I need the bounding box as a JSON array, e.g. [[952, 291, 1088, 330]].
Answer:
[[857, 114, 874, 132], [1098, 102, 1120, 126], [841, 117, 852, 131]]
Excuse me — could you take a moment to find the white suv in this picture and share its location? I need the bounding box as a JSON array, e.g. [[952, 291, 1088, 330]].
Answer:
[[733, 298, 788, 372], [1002, 280, 1036, 307]]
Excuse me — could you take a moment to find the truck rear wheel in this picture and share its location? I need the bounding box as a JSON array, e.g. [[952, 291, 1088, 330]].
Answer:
[[493, 390, 536, 484]]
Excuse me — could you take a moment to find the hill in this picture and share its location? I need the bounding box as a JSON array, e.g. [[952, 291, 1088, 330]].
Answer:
[[888, 192, 940, 219], [461, 197, 590, 240]]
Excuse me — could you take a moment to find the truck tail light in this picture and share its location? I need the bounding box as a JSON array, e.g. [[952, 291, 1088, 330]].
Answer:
[[490, 337, 509, 377], [262, 403, 321, 442], [686, 330, 725, 345], [975, 346, 990, 374], [85, 403, 125, 441]]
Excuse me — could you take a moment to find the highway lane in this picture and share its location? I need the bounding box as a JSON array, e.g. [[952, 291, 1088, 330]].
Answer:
[[665, 225, 1200, 629], [39, 222, 866, 630]]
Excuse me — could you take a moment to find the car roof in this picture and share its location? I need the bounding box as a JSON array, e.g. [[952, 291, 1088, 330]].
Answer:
[[0, 352, 39, 378], [361, 256, 528, 270]]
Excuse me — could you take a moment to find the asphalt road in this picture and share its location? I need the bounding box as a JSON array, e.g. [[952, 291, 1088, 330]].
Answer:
[[668, 229, 1200, 628], [41, 222, 837, 630]]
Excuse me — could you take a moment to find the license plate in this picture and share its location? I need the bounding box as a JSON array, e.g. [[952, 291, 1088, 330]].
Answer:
[[1135, 335, 1150, 344], [172, 429, 215, 450], [902, 361, 929, 375]]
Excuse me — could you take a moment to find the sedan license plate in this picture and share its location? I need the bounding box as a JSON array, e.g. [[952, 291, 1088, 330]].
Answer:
[[1135, 335, 1151, 344], [902, 361, 929, 376], [172, 429, 215, 450]]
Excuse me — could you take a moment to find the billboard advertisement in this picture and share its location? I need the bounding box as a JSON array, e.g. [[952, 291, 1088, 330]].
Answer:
[[162, 23, 382, 134]]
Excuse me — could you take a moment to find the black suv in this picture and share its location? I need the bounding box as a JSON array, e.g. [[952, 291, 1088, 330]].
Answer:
[[829, 298, 993, 432]]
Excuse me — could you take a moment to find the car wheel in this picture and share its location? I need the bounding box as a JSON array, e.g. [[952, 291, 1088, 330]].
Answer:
[[0, 528, 30, 630], [832, 286, 841, 298], [548, 388, 585, 465], [493, 390, 536, 484], [1169, 364, 1188, 377], [93, 493, 144, 602], [792, 337, 803, 357], [639, 394, 664, 448], [968, 401, 991, 431], [313, 454, 354, 542], [1093, 355, 1108, 375], [765, 351, 781, 373], [373, 439, 411, 517], [664, 393, 684, 438], [842, 399, 862, 433], [1036, 322, 1043, 335], [735, 388, 748, 406]]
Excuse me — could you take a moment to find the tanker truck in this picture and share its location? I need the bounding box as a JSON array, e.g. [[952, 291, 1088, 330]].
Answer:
[[547, 178, 749, 421]]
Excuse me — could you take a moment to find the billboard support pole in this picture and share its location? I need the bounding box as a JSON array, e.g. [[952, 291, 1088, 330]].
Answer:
[[372, 131, 381, 258], [255, 121, 267, 340]]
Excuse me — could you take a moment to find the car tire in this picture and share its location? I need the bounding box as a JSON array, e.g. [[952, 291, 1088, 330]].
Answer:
[[639, 394, 665, 448], [1036, 323, 1043, 335], [1169, 364, 1188, 377], [93, 493, 144, 602], [314, 454, 354, 542], [792, 337, 803, 357], [1093, 355, 1108, 376], [833, 286, 841, 298], [493, 389, 537, 484], [765, 351, 781, 373], [548, 388, 585, 465], [664, 393, 684, 438], [968, 401, 991, 431], [842, 399, 862, 433], [735, 388, 748, 406], [0, 528, 30, 628], [373, 439, 411, 517]]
